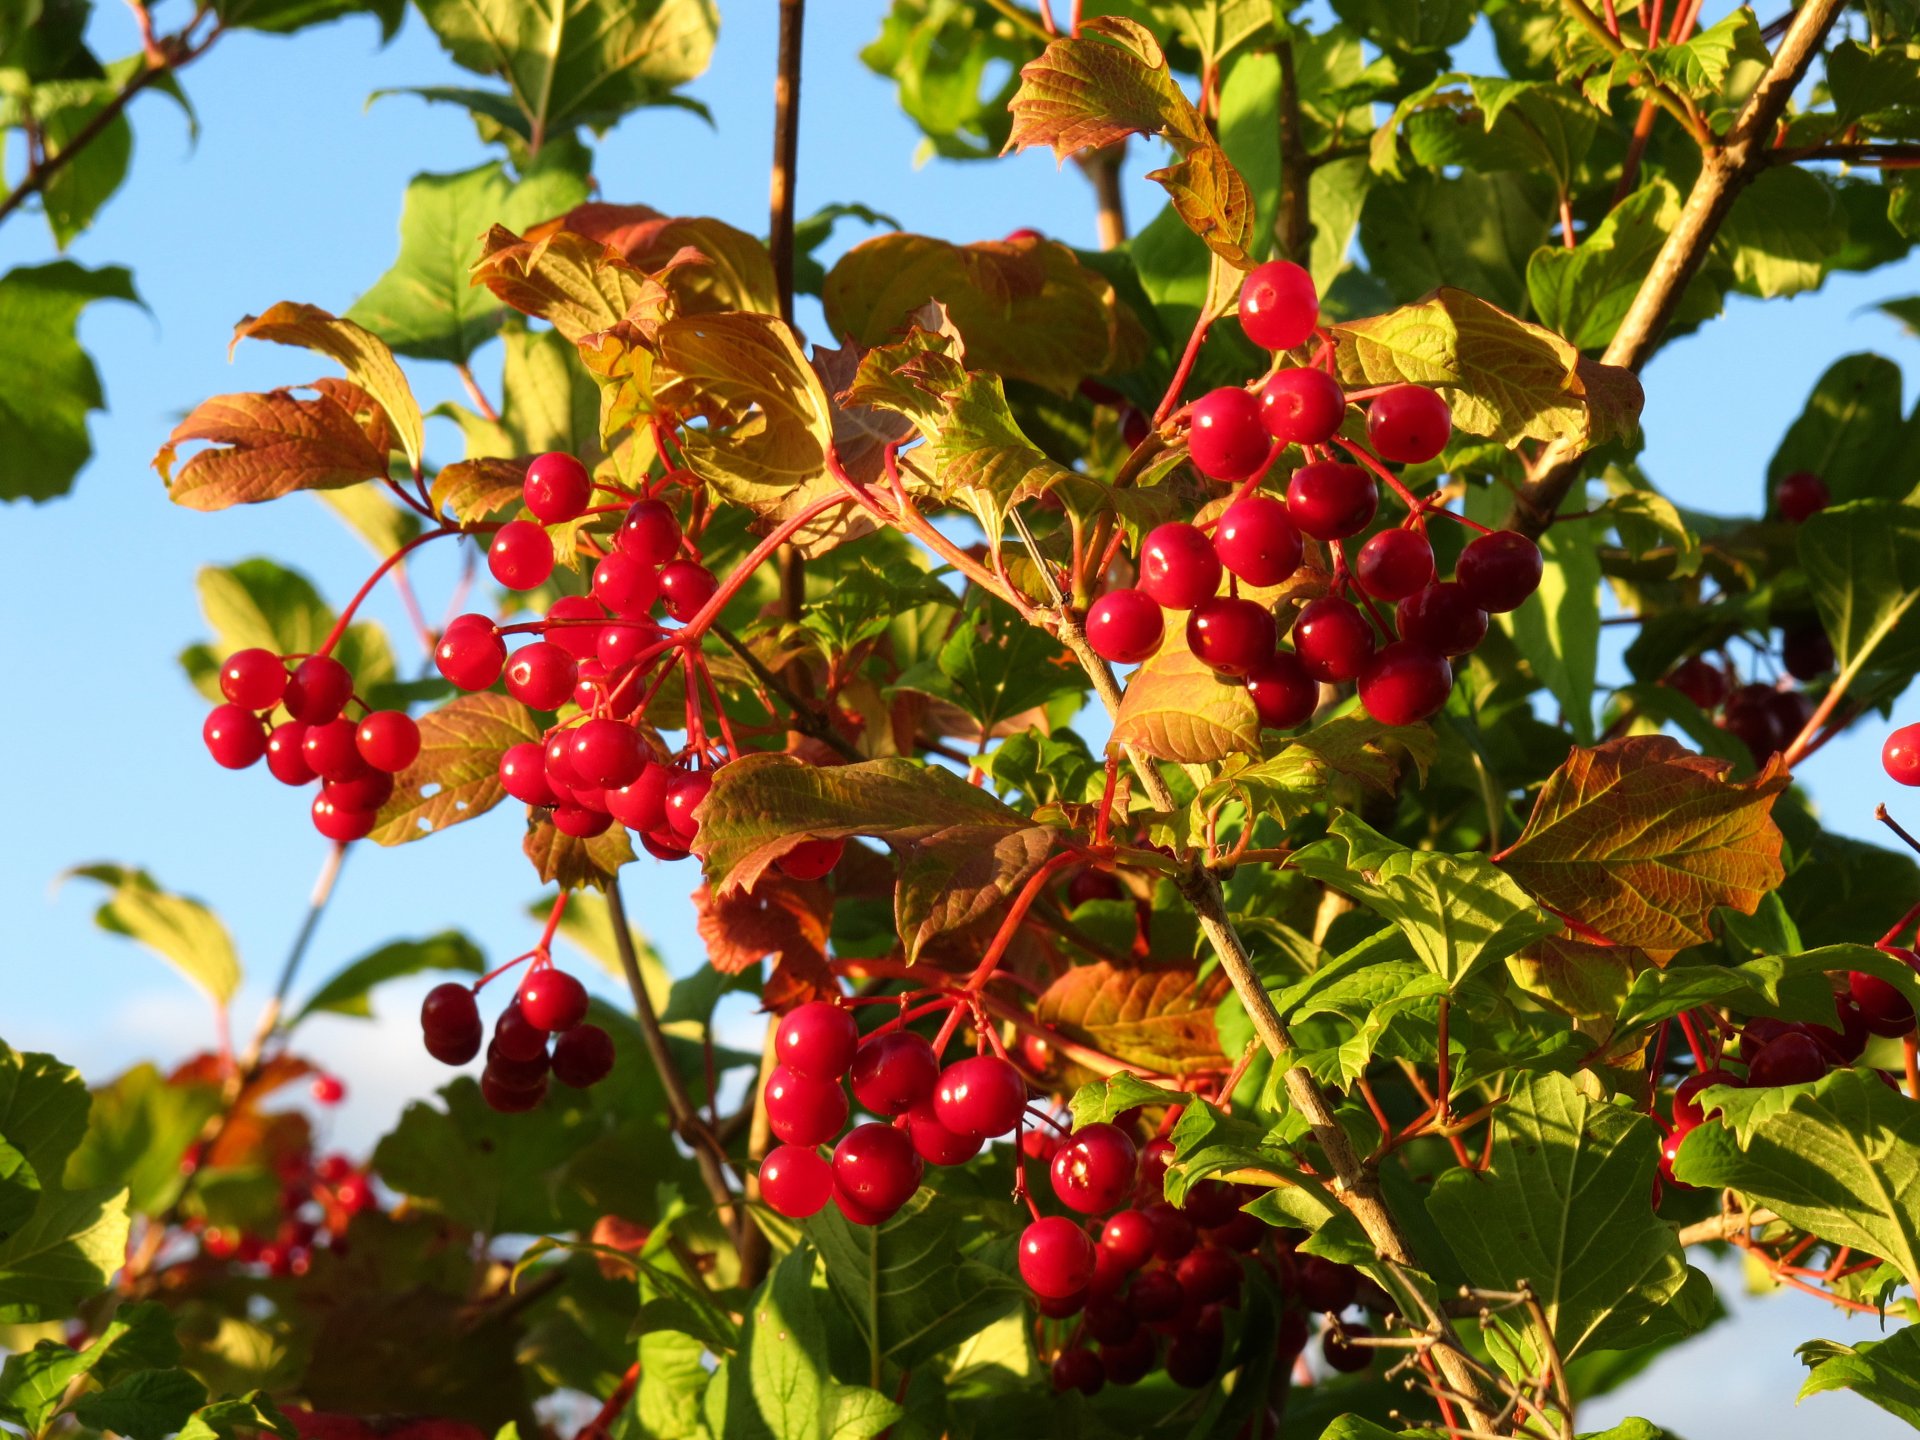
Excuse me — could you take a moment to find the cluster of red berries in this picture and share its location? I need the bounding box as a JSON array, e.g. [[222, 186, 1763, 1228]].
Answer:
[[1083, 260, 1542, 729], [187, 1150, 373, 1278], [200, 644, 422, 842], [756, 1002, 1034, 1223], [419, 964, 614, 1113]]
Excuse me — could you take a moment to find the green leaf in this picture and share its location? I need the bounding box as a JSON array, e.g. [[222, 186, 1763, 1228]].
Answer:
[[64, 866, 243, 1006], [0, 1182, 130, 1324], [1193, 712, 1436, 834], [638, 1325, 712, 1440], [741, 1246, 827, 1440], [347, 162, 591, 364], [1674, 1068, 1920, 1290], [1505, 513, 1600, 743], [1800, 500, 1920, 698], [1721, 165, 1848, 299], [1799, 1325, 1920, 1425], [175, 1391, 295, 1440], [0, 262, 140, 502], [1616, 944, 1920, 1032], [180, 558, 395, 706], [71, 1369, 209, 1440], [0, 1302, 183, 1435], [1292, 813, 1556, 988], [859, 0, 1029, 161], [1769, 354, 1919, 508], [33, 77, 132, 246], [1427, 1072, 1697, 1376], [1110, 615, 1260, 764], [1358, 170, 1549, 316], [1069, 1073, 1188, 1128], [892, 601, 1084, 738], [806, 1186, 1025, 1371], [371, 693, 540, 846], [412, 0, 717, 143], [0, 1139, 36, 1246], [214, 0, 404, 36], [0, 1045, 91, 1183], [293, 931, 486, 1023], [63, 1063, 222, 1216], [1529, 179, 1722, 353]]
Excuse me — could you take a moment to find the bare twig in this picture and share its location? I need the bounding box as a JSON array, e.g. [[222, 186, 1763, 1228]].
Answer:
[[1275, 41, 1314, 265], [1074, 141, 1129, 248], [768, 0, 805, 322], [1677, 1205, 1780, 1246]]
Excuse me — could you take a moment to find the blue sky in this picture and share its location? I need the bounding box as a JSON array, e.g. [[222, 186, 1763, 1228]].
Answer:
[[4, 3, 1917, 1432]]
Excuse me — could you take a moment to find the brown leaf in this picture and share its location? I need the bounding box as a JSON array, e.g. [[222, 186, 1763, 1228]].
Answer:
[[1111, 619, 1260, 764], [156, 389, 391, 510], [1500, 736, 1790, 950], [811, 337, 916, 487], [230, 302, 423, 471], [565, 203, 778, 316], [1035, 959, 1229, 1076], [430, 455, 529, 523], [524, 819, 636, 890], [373, 693, 540, 846], [694, 876, 834, 1004], [470, 223, 655, 343]]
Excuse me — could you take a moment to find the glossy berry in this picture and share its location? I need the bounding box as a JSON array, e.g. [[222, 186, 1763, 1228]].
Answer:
[[1672, 1068, 1739, 1129], [850, 1031, 939, 1116], [1665, 657, 1728, 711], [1187, 387, 1270, 482], [1286, 461, 1377, 540], [355, 711, 420, 773], [1100, 1209, 1157, 1271], [1885, 725, 1920, 786], [1323, 1324, 1373, 1373], [607, 762, 671, 833], [1086, 588, 1164, 665], [1292, 596, 1375, 683], [284, 655, 353, 724], [436, 617, 506, 691], [776, 836, 845, 880], [1247, 652, 1317, 729], [552, 1024, 615, 1087], [203, 705, 266, 769], [488, 520, 555, 591], [421, 983, 482, 1065], [1259, 367, 1345, 446], [542, 595, 606, 661], [1850, 970, 1915, 1037], [311, 793, 377, 843], [523, 451, 593, 524], [1051, 1348, 1104, 1397], [775, 1001, 859, 1081], [519, 969, 589, 1032], [1142, 1201, 1195, 1262], [265, 723, 315, 785], [830, 1178, 897, 1227], [1138, 523, 1222, 610], [1100, 1328, 1159, 1386], [1397, 582, 1487, 657], [617, 498, 681, 565], [764, 1064, 850, 1147], [1356, 528, 1435, 602], [1456, 530, 1543, 613], [493, 1003, 550, 1064], [1019, 1216, 1098, 1299], [569, 719, 644, 789], [1175, 1246, 1242, 1305], [504, 642, 577, 711], [303, 718, 371, 783], [1782, 623, 1834, 681], [1213, 496, 1302, 587], [1126, 1267, 1183, 1322], [1776, 470, 1830, 523], [657, 560, 718, 624], [1165, 1320, 1225, 1389], [324, 771, 393, 811], [499, 741, 558, 806], [1365, 385, 1451, 464], [760, 1144, 833, 1219], [933, 1055, 1028, 1138], [310, 1074, 345, 1105], [833, 1122, 924, 1212], [1745, 1030, 1827, 1087], [220, 648, 286, 710], [1358, 642, 1453, 725], [1238, 260, 1318, 351], [663, 769, 712, 843], [1049, 1123, 1139, 1214], [591, 551, 658, 617], [1187, 596, 1277, 678], [1297, 1255, 1358, 1313], [906, 1098, 984, 1166]]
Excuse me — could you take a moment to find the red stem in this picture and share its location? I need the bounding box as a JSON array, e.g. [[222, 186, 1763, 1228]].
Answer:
[[964, 850, 1091, 990], [1153, 310, 1214, 425], [317, 526, 465, 657]]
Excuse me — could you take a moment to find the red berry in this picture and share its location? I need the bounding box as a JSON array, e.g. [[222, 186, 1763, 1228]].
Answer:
[[519, 968, 589, 1032], [1137, 1137, 1175, 1193], [1184, 1178, 1242, 1228], [1051, 1348, 1104, 1396], [436, 617, 506, 691], [1776, 470, 1830, 523], [303, 718, 372, 782], [1292, 596, 1375, 682], [421, 983, 481, 1065], [481, 1069, 547, 1113], [776, 836, 845, 880], [489, 520, 555, 590], [1885, 724, 1920, 786], [1100, 1209, 1157, 1271], [1142, 1206, 1195, 1263], [569, 719, 644, 789], [499, 741, 559, 806], [1456, 530, 1542, 613], [1782, 623, 1834, 681], [323, 772, 393, 811], [1247, 652, 1317, 730], [504, 642, 578, 711], [1286, 461, 1377, 540], [658, 559, 718, 624], [1213, 496, 1302, 586], [310, 1074, 345, 1105], [1323, 1323, 1373, 1373], [606, 761, 671, 833], [906, 1098, 984, 1166], [1019, 1215, 1098, 1299], [1165, 1317, 1225, 1388], [543, 594, 606, 660], [1744, 1030, 1828, 1087], [311, 793, 377, 842], [1138, 523, 1223, 610], [1175, 1245, 1241, 1305], [932, 1055, 1028, 1138], [1049, 1124, 1138, 1214], [850, 1031, 939, 1116], [220, 648, 287, 710], [1672, 1068, 1739, 1129], [833, 1121, 924, 1212], [203, 704, 266, 769], [1086, 588, 1164, 665], [1126, 1267, 1183, 1321], [486, 1033, 553, 1091], [1187, 596, 1277, 678], [523, 452, 593, 524], [284, 655, 353, 724], [1722, 685, 1789, 764], [265, 722, 315, 785], [1100, 1328, 1159, 1386], [617, 498, 682, 565], [550, 1024, 614, 1087], [1365, 385, 1451, 464], [761, 1144, 834, 1219], [664, 769, 713, 843], [1355, 528, 1435, 602], [1396, 583, 1487, 657], [591, 551, 658, 617], [1121, 406, 1150, 450], [493, 1003, 551, 1064], [765, 1064, 850, 1146], [1187, 387, 1270, 482], [1358, 642, 1453, 725], [1297, 1255, 1358, 1312], [776, 1002, 859, 1081], [598, 618, 660, 669], [355, 711, 419, 773], [1850, 971, 1915, 1037], [1238, 260, 1318, 351], [1665, 657, 1729, 711], [1258, 367, 1345, 446]]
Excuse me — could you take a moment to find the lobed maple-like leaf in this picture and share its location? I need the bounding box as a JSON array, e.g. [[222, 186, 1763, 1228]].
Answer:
[[155, 390, 390, 511], [1193, 713, 1438, 836], [372, 693, 538, 847], [1110, 620, 1260, 764], [564, 203, 778, 317], [229, 303, 424, 473], [1500, 735, 1789, 950], [469, 223, 657, 344], [429, 456, 528, 523], [1034, 959, 1229, 1077], [523, 819, 636, 891], [692, 877, 835, 1008]]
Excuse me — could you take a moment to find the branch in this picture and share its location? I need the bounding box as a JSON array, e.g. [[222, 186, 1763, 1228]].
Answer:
[[708, 622, 861, 760], [1558, 0, 1709, 148], [1677, 1205, 1780, 1246], [1274, 41, 1314, 265], [1505, 0, 1846, 536], [1074, 141, 1129, 248], [768, 0, 805, 322]]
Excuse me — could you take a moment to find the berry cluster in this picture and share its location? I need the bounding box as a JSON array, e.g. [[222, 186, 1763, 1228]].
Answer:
[[200, 645, 422, 842], [1084, 260, 1542, 729], [420, 959, 614, 1113], [188, 1148, 373, 1278]]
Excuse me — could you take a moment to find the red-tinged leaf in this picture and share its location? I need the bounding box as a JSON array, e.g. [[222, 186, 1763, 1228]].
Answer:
[[811, 337, 916, 488], [1110, 621, 1260, 765], [470, 222, 657, 343], [523, 819, 635, 891], [1146, 144, 1256, 270], [310, 377, 396, 457], [1035, 960, 1230, 1077], [431, 456, 529, 523], [155, 390, 390, 511], [564, 203, 778, 317], [1500, 736, 1790, 950], [230, 303, 424, 472], [372, 693, 540, 846], [1508, 935, 1652, 1026], [693, 876, 835, 1005]]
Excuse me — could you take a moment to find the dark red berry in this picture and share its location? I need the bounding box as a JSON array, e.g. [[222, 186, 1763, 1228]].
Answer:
[[591, 551, 658, 617], [1355, 528, 1435, 602], [1323, 1323, 1373, 1373], [1297, 1255, 1358, 1312], [519, 969, 589, 1032], [489, 520, 555, 591], [617, 498, 681, 565], [850, 1031, 939, 1116], [1187, 596, 1277, 678], [1358, 642, 1453, 725], [1782, 623, 1834, 681], [1672, 1068, 1739, 1129], [523, 452, 594, 524], [1126, 1267, 1183, 1322], [1184, 1178, 1242, 1228], [1187, 387, 1270, 482], [1166, 1319, 1225, 1388], [303, 718, 373, 783], [1086, 588, 1164, 665], [1456, 530, 1543, 613], [1019, 1215, 1098, 1299], [658, 560, 718, 624], [1247, 652, 1317, 729], [421, 983, 481, 1064], [1292, 596, 1375, 682], [1142, 1201, 1195, 1261], [265, 722, 315, 785], [1100, 1328, 1159, 1386], [1175, 1246, 1242, 1305], [1775, 470, 1830, 523], [203, 704, 266, 769], [776, 1001, 858, 1080], [504, 642, 578, 711], [1258, 367, 1345, 446], [776, 836, 845, 880], [1238, 260, 1318, 351], [355, 711, 419, 773], [933, 1055, 1028, 1138], [1213, 495, 1302, 586], [663, 769, 712, 843], [761, 1144, 834, 1219], [1722, 685, 1788, 764], [1100, 1209, 1157, 1271], [1745, 1030, 1828, 1087], [1365, 385, 1451, 464], [552, 1024, 615, 1087], [1286, 461, 1377, 540], [1050, 1124, 1139, 1214], [436, 617, 506, 691], [284, 655, 353, 724], [765, 1064, 850, 1147], [1665, 657, 1728, 711], [220, 648, 286, 710], [1851, 970, 1915, 1037], [493, 1002, 550, 1064], [1051, 1348, 1104, 1396], [1138, 523, 1222, 610], [906, 1098, 983, 1166], [311, 793, 377, 842], [833, 1122, 923, 1212], [1084, 1294, 1136, 1342], [1397, 582, 1487, 657]]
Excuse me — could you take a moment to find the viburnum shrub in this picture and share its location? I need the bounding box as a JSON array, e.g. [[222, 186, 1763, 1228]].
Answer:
[[13, 2, 1920, 1440]]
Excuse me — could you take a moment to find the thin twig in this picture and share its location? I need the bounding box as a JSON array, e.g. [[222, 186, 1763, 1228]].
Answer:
[[768, 0, 805, 322], [709, 622, 860, 759]]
